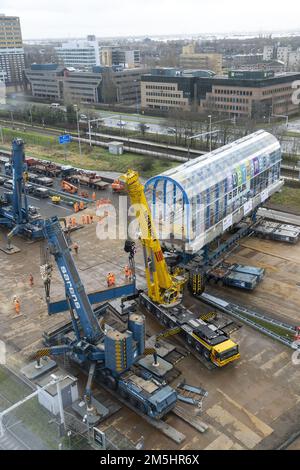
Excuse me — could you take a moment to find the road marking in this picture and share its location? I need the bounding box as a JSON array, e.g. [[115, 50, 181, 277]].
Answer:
[[216, 389, 273, 438], [206, 404, 263, 449], [47, 202, 72, 212], [204, 434, 244, 450], [260, 351, 289, 371]]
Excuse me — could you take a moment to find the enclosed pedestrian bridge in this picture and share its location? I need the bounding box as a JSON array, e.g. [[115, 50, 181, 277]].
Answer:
[[145, 130, 283, 254]]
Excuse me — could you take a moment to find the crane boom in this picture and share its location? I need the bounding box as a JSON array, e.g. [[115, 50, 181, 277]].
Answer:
[[121, 169, 185, 306], [43, 216, 102, 343]]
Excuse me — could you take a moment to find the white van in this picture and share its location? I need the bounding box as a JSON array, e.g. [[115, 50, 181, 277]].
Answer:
[[50, 103, 60, 109]]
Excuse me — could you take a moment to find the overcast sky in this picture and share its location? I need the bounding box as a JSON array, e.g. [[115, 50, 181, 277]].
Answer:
[[2, 0, 300, 39]]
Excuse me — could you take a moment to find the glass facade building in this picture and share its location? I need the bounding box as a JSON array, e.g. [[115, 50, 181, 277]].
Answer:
[[145, 130, 283, 253]]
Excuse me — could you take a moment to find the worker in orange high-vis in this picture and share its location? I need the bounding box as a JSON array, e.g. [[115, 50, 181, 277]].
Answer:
[[86, 214, 90, 225], [29, 273, 34, 287], [110, 273, 116, 286], [79, 201, 85, 211], [74, 202, 79, 213], [106, 272, 116, 287], [13, 296, 20, 315], [71, 217, 76, 227], [90, 215, 94, 224], [81, 215, 86, 225], [92, 192, 96, 201], [73, 242, 79, 255], [124, 265, 132, 282]]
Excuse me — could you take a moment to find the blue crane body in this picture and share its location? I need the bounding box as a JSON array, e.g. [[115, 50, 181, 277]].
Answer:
[[38, 216, 177, 419], [0, 139, 44, 241]]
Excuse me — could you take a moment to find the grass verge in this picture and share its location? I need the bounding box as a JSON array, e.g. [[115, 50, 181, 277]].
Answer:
[[1, 127, 179, 178]]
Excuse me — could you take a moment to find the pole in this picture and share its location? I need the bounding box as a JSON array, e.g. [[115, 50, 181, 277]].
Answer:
[[56, 380, 65, 433], [29, 107, 33, 126], [0, 126, 3, 144], [76, 108, 82, 156], [10, 111, 14, 129], [88, 119, 92, 147]]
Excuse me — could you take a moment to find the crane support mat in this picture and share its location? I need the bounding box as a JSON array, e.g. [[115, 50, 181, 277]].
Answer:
[[72, 397, 110, 425], [0, 244, 20, 254], [145, 335, 176, 358], [21, 357, 57, 380], [138, 355, 173, 378]]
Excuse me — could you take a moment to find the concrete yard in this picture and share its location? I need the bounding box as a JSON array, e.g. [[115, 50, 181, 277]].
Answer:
[[1, 209, 300, 450]]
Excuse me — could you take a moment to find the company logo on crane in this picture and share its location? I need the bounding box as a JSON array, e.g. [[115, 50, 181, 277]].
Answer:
[[60, 266, 81, 309]]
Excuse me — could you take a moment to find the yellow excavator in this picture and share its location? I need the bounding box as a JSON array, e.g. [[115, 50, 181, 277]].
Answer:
[[121, 169, 186, 306]]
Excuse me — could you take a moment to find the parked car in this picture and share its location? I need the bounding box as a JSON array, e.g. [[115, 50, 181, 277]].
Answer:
[[3, 179, 13, 190], [33, 187, 49, 198]]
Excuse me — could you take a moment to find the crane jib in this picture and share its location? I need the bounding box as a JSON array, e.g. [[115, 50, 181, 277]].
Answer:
[[60, 266, 81, 310]]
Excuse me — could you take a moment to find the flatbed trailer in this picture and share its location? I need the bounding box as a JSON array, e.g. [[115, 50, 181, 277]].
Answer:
[[253, 220, 300, 243], [29, 162, 61, 178]]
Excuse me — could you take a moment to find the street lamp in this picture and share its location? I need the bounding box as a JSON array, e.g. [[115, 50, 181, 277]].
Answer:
[[74, 105, 82, 157], [29, 106, 33, 126], [187, 129, 220, 160]]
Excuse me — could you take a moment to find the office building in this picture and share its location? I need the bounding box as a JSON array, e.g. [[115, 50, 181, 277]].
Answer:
[[179, 43, 222, 74], [24, 63, 146, 105], [200, 70, 300, 118], [141, 67, 300, 118], [100, 47, 140, 68], [0, 14, 25, 87], [24, 64, 65, 101], [55, 37, 100, 71]]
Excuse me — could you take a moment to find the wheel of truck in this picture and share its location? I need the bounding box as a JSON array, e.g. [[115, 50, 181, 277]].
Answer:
[[209, 278, 216, 286], [217, 280, 223, 287]]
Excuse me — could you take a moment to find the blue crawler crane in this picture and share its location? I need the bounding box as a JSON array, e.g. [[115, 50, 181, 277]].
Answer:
[[0, 139, 44, 247], [35, 216, 177, 419]]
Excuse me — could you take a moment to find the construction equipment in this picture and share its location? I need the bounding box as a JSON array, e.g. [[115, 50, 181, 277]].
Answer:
[[121, 169, 185, 306], [0, 139, 44, 247], [61, 180, 78, 194], [37, 216, 177, 419], [253, 220, 300, 243], [112, 179, 126, 193], [51, 195, 61, 204], [122, 170, 240, 367]]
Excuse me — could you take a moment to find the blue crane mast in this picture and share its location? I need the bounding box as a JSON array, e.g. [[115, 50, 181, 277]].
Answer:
[[0, 138, 44, 246]]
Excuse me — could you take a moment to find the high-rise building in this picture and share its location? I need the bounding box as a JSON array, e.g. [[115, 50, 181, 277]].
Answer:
[[55, 37, 101, 71], [0, 14, 25, 87]]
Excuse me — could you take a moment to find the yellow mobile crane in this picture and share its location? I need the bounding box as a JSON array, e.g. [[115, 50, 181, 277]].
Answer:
[[122, 169, 185, 306], [122, 170, 240, 368]]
